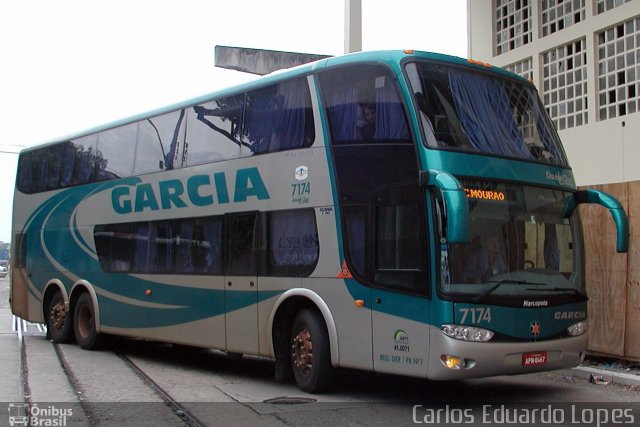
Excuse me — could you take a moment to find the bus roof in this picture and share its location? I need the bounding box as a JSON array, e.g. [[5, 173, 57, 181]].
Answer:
[[23, 50, 530, 152]]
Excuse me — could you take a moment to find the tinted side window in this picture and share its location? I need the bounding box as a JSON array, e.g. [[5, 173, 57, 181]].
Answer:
[[242, 78, 315, 155], [319, 65, 410, 143], [17, 139, 95, 194], [58, 142, 76, 188], [136, 110, 186, 174], [95, 217, 222, 275], [374, 185, 427, 294], [17, 151, 35, 193], [183, 95, 244, 168], [46, 144, 64, 190], [95, 223, 132, 272], [22, 149, 49, 193], [95, 123, 138, 181], [343, 205, 368, 277], [319, 65, 425, 288], [175, 216, 223, 274], [225, 213, 258, 276], [71, 135, 97, 185], [266, 209, 318, 277], [131, 221, 174, 273]]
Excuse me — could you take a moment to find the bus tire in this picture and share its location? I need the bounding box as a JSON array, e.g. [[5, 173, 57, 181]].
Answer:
[[74, 293, 103, 350], [290, 308, 334, 393], [46, 290, 74, 343]]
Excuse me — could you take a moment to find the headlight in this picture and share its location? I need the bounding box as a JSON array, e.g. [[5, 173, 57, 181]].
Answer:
[[441, 324, 494, 342], [567, 321, 587, 336]]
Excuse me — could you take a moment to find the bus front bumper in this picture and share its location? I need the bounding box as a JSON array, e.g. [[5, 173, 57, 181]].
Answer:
[[426, 326, 588, 381]]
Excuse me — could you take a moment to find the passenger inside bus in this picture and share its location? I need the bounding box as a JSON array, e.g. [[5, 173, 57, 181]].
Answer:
[[357, 103, 376, 140]]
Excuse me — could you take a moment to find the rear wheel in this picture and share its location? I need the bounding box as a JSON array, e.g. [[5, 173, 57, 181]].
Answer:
[[74, 293, 103, 350], [290, 308, 334, 393], [46, 290, 74, 343]]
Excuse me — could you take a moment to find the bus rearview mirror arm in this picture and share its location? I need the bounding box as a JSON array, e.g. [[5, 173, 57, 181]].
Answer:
[[562, 189, 629, 253], [419, 169, 470, 244]]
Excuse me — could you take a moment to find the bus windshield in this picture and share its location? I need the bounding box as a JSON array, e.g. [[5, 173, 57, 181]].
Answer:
[[405, 61, 568, 167], [441, 181, 584, 302]]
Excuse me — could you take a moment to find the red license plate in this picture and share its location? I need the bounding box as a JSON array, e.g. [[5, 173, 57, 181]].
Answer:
[[522, 351, 548, 367]]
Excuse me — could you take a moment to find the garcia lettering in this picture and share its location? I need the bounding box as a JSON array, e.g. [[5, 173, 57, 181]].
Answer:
[[112, 167, 270, 214]]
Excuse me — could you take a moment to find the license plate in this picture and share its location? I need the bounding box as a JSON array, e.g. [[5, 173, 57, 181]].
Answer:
[[522, 351, 548, 367]]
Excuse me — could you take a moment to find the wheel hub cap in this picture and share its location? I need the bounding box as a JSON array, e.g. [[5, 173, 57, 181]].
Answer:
[[292, 328, 313, 375]]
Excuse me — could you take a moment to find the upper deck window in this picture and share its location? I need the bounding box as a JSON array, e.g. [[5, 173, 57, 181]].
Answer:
[[16, 77, 315, 194], [405, 61, 568, 167], [319, 64, 411, 144]]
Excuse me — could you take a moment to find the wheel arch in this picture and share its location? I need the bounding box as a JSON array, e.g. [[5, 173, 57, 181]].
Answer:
[[42, 279, 69, 320], [69, 280, 101, 333], [268, 289, 339, 365]]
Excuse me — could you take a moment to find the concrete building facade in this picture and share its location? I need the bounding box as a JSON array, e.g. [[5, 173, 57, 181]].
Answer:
[[468, 0, 640, 186]]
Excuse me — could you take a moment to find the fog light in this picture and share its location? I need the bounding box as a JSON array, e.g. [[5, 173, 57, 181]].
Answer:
[[441, 354, 463, 369]]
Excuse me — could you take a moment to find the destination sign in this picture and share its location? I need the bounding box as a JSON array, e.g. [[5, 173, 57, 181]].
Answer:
[[464, 188, 507, 201]]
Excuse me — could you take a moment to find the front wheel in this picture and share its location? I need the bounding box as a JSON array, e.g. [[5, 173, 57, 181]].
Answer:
[[74, 293, 103, 350], [46, 290, 74, 343], [290, 308, 334, 393]]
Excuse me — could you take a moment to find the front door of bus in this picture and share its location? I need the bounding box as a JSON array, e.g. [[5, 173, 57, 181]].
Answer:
[[224, 212, 259, 354], [370, 185, 430, 377]]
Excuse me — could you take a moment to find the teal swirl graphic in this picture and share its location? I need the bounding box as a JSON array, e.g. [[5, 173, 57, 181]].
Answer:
[[25, 178, 280, 329]]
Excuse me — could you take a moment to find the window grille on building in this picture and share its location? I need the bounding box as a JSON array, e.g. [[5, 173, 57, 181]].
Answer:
[[596, 0, 632, 15], [504, 57, 534, 81], [495, 0, 532, 55], [597, 16, 640, 119], [542, 39, 588, 130], [541, 0, 586, 37]]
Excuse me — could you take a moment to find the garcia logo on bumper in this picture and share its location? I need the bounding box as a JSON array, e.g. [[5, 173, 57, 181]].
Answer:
[[554, 311, 586, 320]]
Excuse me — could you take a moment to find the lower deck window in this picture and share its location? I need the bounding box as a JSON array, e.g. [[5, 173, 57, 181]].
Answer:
[[94, 209, 318, 277]]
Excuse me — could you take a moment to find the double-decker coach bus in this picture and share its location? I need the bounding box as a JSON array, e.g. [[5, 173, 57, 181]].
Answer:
[[11, 50, 628, 393]]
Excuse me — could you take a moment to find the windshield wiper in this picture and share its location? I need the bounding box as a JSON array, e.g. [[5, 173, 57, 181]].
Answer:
[[527, 286, 587, 299], [472, 280, 545, 303]]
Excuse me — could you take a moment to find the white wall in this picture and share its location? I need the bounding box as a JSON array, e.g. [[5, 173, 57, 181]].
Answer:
[[561, 116, 640, 186]]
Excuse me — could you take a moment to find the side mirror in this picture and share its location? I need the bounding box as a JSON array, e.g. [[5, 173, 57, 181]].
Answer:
[[562, 189, 629, 253], [420, 169, 469, 243]]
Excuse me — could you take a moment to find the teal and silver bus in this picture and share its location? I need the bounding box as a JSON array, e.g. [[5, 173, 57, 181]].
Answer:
[[11, 50, 628, 392]]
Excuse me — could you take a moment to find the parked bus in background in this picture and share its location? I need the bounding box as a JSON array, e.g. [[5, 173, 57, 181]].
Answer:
[[10, 51, 628, 392]]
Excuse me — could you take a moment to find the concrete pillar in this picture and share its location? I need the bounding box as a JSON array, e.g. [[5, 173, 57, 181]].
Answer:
[[344, 0, 362, 53]]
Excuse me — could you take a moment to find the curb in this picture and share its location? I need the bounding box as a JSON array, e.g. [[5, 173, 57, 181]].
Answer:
[[564, 366, 640, 388]]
